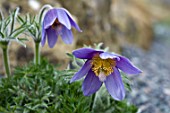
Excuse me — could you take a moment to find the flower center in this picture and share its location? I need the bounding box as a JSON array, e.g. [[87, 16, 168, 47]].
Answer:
[[51, 19, 63, 34], [52, 19, 61, 29], [91, 54, 116, 77]]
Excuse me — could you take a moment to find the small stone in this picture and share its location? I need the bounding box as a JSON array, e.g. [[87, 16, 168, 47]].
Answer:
[[163, 88, 170, 96], [28, 0, 40, 10]]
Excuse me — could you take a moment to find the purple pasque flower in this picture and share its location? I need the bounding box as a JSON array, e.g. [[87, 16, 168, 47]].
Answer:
[[41, 8, 82, 48], [70, 48, 142, 101]]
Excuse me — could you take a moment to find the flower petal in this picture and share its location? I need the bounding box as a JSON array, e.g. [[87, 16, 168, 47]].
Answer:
[[104, 68, 125, 101], [116, 56, 142, 74], [56, 8, 71, 30], [43, 9, 58, 29], [99, 52, 120, 61], [59, 8, 82, 32], [46, 27, 58, 48], [82, 69, 102, 96], [73, 48, 103, 59], [41, 24, 46, 46], [70, 60, 92, 83], [60, 26, 73, 44], [67, 15, 82, 32]]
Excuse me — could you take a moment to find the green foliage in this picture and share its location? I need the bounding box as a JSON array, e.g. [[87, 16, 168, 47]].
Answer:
[[0, 59, 138, 113], [93, 86, 137, 113], [17, 5, 52, 43], [0, 7, 28, 47], [0, 60, 91, 113]]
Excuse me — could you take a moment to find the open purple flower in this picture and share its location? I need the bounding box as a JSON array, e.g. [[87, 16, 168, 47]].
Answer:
[[70, 48, 142, 101], [41, 8, 82, 48]]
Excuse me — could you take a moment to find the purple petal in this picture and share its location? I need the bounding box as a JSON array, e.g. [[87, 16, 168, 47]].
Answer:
[[70, 60, 92, 83], [46, 27, 58, 48], [56, 8, 71, 30], [58, 8, 81, 32], [73, 48, 103, 59], [67, 15, 82, 32], [60, 26, 73, 44], [82, 70, 102, 96], [41, 24, 46, 46], [43, 9, 58, 29], [116, 56, 142, 74], [104, 68, 125, 101], [99, 52, 120, 61]]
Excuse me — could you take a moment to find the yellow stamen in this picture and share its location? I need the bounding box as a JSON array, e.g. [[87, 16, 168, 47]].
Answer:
[[91, 54, 116, 76]]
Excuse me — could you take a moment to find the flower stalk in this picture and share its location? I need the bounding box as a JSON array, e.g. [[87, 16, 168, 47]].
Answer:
[[0, 42, 10, 77], [34, 42, 40, 65], [17, 5, 53, 65], [90, 93, 96, 112]]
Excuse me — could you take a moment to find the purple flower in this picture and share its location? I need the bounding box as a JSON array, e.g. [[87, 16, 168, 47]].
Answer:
[[70, 48, 142, 101], [41, 8, 82, 48]]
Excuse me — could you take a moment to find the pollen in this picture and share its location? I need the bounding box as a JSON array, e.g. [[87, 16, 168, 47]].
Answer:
[[91, 54, 116, 76]]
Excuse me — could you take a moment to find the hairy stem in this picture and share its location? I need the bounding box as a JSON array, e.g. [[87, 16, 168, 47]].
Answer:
[[34, 42, 40, 65], [90, 93, 96, 112], [2, 46, 10, 77]]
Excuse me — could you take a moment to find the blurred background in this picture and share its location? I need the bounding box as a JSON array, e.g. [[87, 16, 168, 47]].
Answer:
[[0, 0, 170, 113]]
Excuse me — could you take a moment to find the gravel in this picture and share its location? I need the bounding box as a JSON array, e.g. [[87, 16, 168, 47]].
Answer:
[[123, 25, 170, 113]]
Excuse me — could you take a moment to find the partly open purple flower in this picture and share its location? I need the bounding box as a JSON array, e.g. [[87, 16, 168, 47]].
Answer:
[[41, 8, 82, 48], [70, 48, 142, 101]]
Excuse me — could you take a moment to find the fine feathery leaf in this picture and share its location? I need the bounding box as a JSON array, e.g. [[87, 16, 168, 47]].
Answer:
[[121, 72, 132, 91], [1, 16, 10, 35], [10, 24, 30, 37], [17, 15, 25, 24], [15, 37, 27, 48], [0, 9, 4, 21], [0, 32, 4, 39], [10, 7, 20, 35]]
